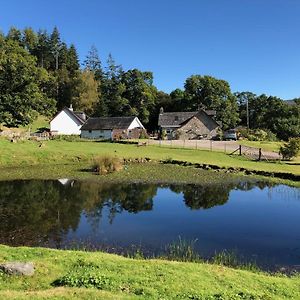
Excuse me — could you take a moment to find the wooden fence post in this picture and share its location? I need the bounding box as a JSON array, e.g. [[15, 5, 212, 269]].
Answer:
[[239, 145, 242, 156], [258, 148, 262, 161]]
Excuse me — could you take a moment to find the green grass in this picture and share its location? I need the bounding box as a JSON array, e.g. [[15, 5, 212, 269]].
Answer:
[[0, 138, 298, 175], [239, 140, 283, 153], [0, 245, 300, 299]]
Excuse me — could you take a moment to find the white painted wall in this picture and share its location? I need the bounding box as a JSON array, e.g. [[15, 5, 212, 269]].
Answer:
[[50, 110, 82, 135], [81, 129, 112, 139], [128, 117, 144, 129]]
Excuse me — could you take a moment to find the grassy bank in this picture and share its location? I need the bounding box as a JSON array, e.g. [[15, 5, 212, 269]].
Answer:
[[0, 138, 298, 175], [1, 245, 300, 299]]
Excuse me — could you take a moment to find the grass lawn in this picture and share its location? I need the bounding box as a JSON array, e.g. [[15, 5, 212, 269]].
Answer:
[[0, 245, 300, 300], [239, 140, 283, 153], [0, 138, 298, 175]]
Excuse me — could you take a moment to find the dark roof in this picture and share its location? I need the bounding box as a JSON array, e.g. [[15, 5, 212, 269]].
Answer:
[[81, 116, 138, 130], [158, 110, 216, 127], [73, 111, 87, 122]]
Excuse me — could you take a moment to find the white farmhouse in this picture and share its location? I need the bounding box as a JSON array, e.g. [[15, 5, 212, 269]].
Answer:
[[81, 116, 145, 140], [50, 106, 87, 135]]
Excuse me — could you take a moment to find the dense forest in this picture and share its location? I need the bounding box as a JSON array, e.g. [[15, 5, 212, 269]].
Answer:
[[0, 27, 299, 140]]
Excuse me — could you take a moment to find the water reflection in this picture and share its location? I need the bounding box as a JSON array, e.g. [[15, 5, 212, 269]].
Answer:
[[0, 179, 299, 268], [0, 179, 276, 246]]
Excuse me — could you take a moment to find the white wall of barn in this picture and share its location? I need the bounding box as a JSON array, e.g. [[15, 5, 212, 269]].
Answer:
[[128, 117, 144, 129], [81, 129, 112, 139], [50, 110, 82, 135]]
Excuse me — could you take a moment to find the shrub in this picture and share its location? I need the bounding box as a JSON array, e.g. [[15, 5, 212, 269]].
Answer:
[[161, 129, 167, 140], [52, 135, 82, 142], [279, 138, 300, 160], [91, 155, 123, 175], [139, 130, 148, 139], [238, 128, 277, 141]]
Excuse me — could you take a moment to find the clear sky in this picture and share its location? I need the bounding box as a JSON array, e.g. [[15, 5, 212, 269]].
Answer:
[[1, 0, 300, 99]]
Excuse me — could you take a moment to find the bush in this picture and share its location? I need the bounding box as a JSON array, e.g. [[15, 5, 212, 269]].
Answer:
[[279, 138, 300, 160], [238, 128, 277, 141], [91, 155, 123, 175], [52, 134, 82, 142]]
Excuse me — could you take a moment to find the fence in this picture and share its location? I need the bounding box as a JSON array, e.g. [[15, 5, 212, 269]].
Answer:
[[146, 139, 280, 161]]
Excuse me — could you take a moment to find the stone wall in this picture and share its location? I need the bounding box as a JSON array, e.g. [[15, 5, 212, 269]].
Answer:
[[176, 114, 218, 140]]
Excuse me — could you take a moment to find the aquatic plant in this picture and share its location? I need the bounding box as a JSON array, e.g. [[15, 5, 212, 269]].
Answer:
[[91, 155, 123, 175], [163, 236, 202, 262]]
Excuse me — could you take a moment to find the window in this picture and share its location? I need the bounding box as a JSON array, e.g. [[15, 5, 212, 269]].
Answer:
[[88, 130, 92, 133]]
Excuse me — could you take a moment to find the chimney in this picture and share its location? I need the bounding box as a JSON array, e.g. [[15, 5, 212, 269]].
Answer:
[[159, 107, 164, 114], [69, 104, 73, 111]]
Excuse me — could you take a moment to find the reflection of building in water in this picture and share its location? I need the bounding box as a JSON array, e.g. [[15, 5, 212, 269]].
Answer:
[[58, 178, 74, 187]]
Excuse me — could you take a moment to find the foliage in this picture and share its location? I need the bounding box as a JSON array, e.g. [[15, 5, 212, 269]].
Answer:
[[235, 92, 300, 140], [279, 138, 300, 160], [183, 75, 240, 129], [164, 237, 202, 262], [92, 155, 123, 174], [161, 129, 167, 140], [238, 128, 277, 142], [211, 250, 259, 272], [0, 40, 56, 127], [73, 70, 99, 115]]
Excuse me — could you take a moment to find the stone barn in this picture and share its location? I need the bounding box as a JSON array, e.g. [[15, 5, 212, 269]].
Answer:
[[158, 109, 219, 140]]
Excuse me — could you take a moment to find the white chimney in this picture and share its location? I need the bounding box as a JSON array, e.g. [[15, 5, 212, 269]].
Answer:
[[69, 104, 73, 111]]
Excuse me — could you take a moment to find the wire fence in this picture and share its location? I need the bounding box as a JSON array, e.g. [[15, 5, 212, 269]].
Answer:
[[146, 139, 281, 161]]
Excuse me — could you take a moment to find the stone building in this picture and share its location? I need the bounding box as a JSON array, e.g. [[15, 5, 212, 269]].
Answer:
[[158, 109, 219, 140]]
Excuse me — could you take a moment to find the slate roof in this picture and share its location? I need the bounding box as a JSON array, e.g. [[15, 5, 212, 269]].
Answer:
[[81, 116, 137, 130], [158, 110, 216, 127]]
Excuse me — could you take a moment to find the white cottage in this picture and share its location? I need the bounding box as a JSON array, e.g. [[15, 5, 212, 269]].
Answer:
[[81, 116, 145, 140], [50, 106, 87, 135]]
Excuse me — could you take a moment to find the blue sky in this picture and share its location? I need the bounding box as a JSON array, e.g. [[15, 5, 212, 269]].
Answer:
[[1, 0, 300, 99]]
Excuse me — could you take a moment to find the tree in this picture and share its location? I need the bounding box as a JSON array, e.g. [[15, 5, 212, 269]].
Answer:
[[121, 69, 157, 123], [73, 70, 99, 115], [22, 27, 37, 54], [183, 75, 240, 129], [84, 45, 103, 81], [234, 91, 257, 128], [0, 40, 55, 126]]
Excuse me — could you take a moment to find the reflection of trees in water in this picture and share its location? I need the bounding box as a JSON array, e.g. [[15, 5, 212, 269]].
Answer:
[[79, 182, 157, 225], [0, 179, 278, 247], [0, 180, 157, 246], [170, 181, 275, 210], [0, 180, 84, 247]]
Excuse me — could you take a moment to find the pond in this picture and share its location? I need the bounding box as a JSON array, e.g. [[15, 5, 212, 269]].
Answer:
[[0, 179, 299, 269]]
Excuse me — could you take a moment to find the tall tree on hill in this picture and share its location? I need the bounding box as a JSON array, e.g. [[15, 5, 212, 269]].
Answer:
[[0, 40, 55, 126], [34, 30, 51, 68], [100, 54, 127, 116], [73, 70, 99, 115], [6, 27, 22, 45], [84, 45, 103, 81], [22, 27, 37, 54]]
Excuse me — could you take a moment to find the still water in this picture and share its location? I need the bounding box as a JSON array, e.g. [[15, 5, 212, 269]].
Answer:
[[0, 179, 299, 269]]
